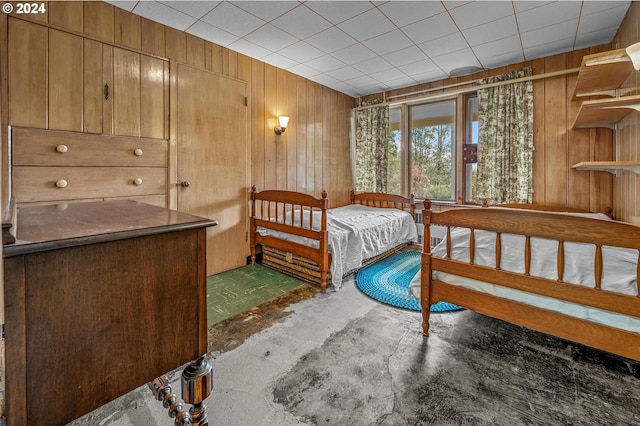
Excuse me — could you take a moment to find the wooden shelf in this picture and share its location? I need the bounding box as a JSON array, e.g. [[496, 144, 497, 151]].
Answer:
[[572, 95, 640, 129], [573, 48, 634, 99], [571, 161, 640, 175]]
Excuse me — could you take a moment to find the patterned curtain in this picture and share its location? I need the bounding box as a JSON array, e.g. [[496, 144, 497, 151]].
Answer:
[[475, 68, 534, 204], [355, 99, 389, 193]]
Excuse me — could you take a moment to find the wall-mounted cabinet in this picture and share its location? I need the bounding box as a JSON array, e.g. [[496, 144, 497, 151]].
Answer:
[[571, 48, 640, 176]]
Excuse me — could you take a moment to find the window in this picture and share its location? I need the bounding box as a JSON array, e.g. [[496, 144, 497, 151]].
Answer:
[[386, 96, 478, 203]]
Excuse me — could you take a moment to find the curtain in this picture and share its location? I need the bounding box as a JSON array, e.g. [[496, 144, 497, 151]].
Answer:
[[475, 67, 534, 204], [354, 99, 389, 193]]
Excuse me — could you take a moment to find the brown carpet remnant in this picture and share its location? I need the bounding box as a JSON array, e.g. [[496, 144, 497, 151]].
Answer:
[[208, 283, 320, 354]]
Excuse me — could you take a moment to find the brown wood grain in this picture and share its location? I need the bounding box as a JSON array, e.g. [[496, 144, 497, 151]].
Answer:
[[48, 29, 83, 131]]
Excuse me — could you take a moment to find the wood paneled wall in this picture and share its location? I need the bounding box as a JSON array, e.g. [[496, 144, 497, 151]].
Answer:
[[1, 1, 355, 208], [360, 47, 619, 216], [613, 2, 640, 224]]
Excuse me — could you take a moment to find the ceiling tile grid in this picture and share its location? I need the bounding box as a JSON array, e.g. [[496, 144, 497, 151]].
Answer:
[[107, 0, 632, 98]]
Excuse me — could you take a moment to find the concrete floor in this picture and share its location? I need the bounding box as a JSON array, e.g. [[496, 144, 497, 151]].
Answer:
[[71, 276, 640, 426]]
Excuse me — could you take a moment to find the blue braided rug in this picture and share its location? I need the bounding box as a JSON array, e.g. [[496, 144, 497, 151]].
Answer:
[[356, 251, 463, 312]]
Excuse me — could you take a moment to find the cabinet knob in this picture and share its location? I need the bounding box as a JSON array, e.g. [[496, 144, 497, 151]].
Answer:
[[55, 179, 68, 188], [133, 177, 143, 186], [134, 148, 143, 156], [56, 144, 68, 153], [179, 181, 190, 188]]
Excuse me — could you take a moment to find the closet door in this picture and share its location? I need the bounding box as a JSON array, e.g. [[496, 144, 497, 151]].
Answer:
[[176, 64, 248, 275]]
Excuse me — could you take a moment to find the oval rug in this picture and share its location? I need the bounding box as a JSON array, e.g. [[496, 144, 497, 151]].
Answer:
[[356, 250, 462, 312]]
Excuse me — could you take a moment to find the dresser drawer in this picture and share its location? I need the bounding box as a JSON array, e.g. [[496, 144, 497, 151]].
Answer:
[[11, 127, 167, 167], [13, 166, 167, 203]]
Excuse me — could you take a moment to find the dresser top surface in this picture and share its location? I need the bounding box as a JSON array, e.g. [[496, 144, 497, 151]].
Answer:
[[4, 200, 217, 256]]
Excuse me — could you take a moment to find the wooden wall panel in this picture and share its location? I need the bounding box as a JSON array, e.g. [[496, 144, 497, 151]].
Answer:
[[48, 29, 83, 131], [4, 0, 356, 234], [8, 19, 47, 128], [613, 1, 640, 224]]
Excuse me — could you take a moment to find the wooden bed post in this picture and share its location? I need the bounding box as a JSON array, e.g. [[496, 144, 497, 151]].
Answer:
[[421, 204, 433, 336], [319, 190, 329, 292], [250, 185, 258, 265]]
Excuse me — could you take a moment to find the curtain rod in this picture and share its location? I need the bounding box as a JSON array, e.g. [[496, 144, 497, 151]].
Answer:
[[353, 67, 580, 111]]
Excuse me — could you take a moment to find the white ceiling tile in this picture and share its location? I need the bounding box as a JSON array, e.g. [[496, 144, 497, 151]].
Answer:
[[378, 1, 445, 28], [159, 1, 219, 19], [230, 1, 300, 22], [337, 8, 396, 42], [431, 47, 482, 74], [132, 1, 197, 31], [305, 1, 375, 25], [200, 2, 265, 37], [401, 12, 458, 45], [382, 46, 428, 67], [448, 1, 514, 30], [227, 39, 272, 59], [261, 53, 299, 70], [120, 1, 631, 97], [581, 1, 630, 17], [516, 2, 582, 33], [521, 20, 579, 49], [306, 55, 348, 73], [244, 24, 298, 51], [287, 63, 322, 78], [409, 69, 449, 83], [272, 4, 332, 39], [363, 30, 413, 56], [278, 41, 325, 63], [327, 66, 366, 81], [105, 1, 138, 12], [463, 16, 519, 46], [309, 73, 339, 87], [186, 21, 239, 46], [352, 57, 394, 74], [512, 1, 554, 14], [398, 58, 439, 77], [368, 67, 408, 83], [523, 37, 576, 61], [578, 4, 630, 36], [305, 27, 357, 54], [575, 27, 619, 50], [419, 32, 469, 58], [479, 50, 525, 70], [472, 36, 522, 61], [331, 44, 377, 65]]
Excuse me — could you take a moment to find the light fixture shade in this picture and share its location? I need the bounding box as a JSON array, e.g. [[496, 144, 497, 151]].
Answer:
[[274, 115, 290, 135], [626, 42, 640, 70], [278, 116, 289, 129]]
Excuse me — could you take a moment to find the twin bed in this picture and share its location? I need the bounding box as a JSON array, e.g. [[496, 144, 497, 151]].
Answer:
[[250, 187, 640, 362], [250, 186, 418, 291]]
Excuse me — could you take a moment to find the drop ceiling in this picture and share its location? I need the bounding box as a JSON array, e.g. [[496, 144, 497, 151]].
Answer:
[[107, 1, 632, 98]]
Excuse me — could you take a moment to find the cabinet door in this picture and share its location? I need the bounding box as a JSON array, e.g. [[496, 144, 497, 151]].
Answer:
[[7, 17, 168, 139], [176, 64, 248, 275]]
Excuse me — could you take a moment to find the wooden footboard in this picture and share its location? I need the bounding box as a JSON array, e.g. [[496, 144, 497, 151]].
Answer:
[[420, 206, 640, 361]]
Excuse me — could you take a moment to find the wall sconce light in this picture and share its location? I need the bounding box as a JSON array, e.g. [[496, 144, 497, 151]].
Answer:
[[626, 42, 640, 70], [274, 116, 289, 135]]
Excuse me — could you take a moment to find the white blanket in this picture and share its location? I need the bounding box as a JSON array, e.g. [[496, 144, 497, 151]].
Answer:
[[258, 204, 418, 288]]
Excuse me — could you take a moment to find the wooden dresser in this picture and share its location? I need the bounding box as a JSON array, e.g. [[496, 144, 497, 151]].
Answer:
[[3, 200, 216, 425]]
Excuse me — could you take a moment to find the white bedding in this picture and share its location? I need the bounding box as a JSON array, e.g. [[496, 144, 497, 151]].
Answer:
[[409, 213, 640, 334], [257, 204, 418, 288]]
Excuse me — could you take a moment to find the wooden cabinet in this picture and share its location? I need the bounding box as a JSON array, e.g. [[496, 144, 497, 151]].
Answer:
[[3, 200, 216, 426], [8, 17, 168, 138], [11, 127, 169, 206], [571, 49, 640, 175]]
